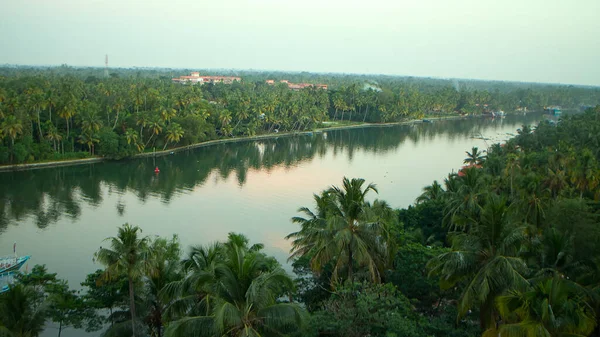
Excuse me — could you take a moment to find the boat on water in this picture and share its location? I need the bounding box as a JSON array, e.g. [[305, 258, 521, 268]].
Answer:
[[491, 111, 506, 118], [544, 106, 562, 116], [0, 272, 16, 294], [0, 243, 30, 274], [0, 255, 30, 274]]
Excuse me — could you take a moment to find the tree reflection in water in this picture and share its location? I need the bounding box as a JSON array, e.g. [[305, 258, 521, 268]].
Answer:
[[0, 114, 542, 231]]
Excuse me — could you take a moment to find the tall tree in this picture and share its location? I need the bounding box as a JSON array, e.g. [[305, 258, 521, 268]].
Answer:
[[94, 223, 151, 337], [287, 177, 395, 285]]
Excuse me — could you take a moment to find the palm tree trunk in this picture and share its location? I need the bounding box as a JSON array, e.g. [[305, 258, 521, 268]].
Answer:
[[112, 111, 120, 130], [36, 109, 43, 141], [145, 134, 154, 147], [347, 246, 353, 282], [129, 277, 137, 337]]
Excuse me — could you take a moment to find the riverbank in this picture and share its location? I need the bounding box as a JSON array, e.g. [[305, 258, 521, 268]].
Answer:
[[0, 115, 466, 172]]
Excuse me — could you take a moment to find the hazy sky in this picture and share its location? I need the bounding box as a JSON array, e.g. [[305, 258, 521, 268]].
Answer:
[[1, 0, 599, 85]]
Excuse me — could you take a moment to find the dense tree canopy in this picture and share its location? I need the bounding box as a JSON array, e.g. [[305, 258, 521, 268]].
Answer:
[[1, 66, 598, 164], [3, 104, 600, 337]]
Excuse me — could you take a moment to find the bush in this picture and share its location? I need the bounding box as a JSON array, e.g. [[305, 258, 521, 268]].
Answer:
[[308, 282, 422, 337]]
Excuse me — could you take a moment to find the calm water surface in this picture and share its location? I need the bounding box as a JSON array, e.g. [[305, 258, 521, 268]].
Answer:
[[0, 114, 545, 336]]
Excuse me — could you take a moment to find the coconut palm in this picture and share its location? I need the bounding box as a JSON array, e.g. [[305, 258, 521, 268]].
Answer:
[[46, 127, 63, 152], [145, 117, 164, 147], [160, 108, 177, 124], [485, 276, 596, 337], [125, 129, 139, 146], [428, 194, 529, 329], [0, 115, 23, 147], [80, 110, 103, 134], [570, 149, 598, 199], [415, 180, 445, 204], [164, 234, 305, 337], [0, 284, 47, 337], [77, 131, 99, 155], [58, 102, 77, 141], [464, 146, 485, 165], [136, 113, 150, 144], [163, 123, 184, 150], [444, 167, 485, 229], [94, 223, 151, 337], [287, 177, 395, 285], [142, 236, 181, 337]]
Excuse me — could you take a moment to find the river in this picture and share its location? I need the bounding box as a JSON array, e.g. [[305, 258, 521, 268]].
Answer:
[[0, 113, 546, 336]]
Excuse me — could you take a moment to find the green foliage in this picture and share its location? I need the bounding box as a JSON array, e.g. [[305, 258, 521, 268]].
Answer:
[[163, 233, 305, 337], [387, 242, 447, 311], [0, 284, 46, 337], [2, 68, 598, 165], [287, 177, 397, 286], [309, 282, 422, 337], [80, 270, 127, 327]]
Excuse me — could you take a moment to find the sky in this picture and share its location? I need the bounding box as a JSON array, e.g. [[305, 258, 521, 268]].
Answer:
[[1, 0, 599, 86]]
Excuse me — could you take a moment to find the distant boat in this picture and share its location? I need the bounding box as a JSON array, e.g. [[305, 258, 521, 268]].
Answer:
[[422, 119, 433, 123], [492, 111, 506, 118], [0, 272, 16, 294], [544, 106, 562, 116], [0, 255, 30, 274]]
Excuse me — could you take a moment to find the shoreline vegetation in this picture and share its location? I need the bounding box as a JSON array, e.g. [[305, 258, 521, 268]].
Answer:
[[0, 114, 464, 172], [4, 107, 600, 337], [1, 66, 598, 169]]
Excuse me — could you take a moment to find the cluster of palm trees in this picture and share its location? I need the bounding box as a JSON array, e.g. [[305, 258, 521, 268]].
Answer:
[[3, 67, 599, 164], [419, 109, 600, 336], [92, 224, 305, 337]]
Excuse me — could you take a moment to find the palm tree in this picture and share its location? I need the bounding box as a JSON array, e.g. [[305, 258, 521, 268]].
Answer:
[[77, 131, 99, 155], [0, 284, 47, 337], [58, 102, 77, 141], [159, 108, 177, 125], [428, 194, 529, 329], [464, 146, 485, 165], [125, 128, 139, 146], [164, 234, 305, 337], [145, 117, 164, 147], [46, 127, 63, 152], [485, 276, 596, 337], [163, 123, 184, 150], [136, 113, 150, 144], [80, 110, 103, 134], [287, 177, 395, 285], [0, 115, 23, 147], [143, 236, 181, 337], [415, 180, 444, 204], [570, 149, 598, 199], [94, 223, 151, 337]]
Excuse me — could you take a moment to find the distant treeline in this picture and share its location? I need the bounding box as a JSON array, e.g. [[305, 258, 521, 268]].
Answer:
[[0, 66, 598, 164]]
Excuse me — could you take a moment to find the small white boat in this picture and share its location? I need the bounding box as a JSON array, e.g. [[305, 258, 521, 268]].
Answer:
[[492, 111, 506, 118]]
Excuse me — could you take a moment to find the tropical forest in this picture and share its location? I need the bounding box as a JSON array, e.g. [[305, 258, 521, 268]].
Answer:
[[3, 86, 600, 337], [1, 66, 599, 165]]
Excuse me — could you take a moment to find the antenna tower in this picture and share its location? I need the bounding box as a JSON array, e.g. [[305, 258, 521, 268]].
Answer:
[[104, 54, 109, 78]]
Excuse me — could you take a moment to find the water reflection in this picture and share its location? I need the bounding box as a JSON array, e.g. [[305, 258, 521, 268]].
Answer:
[[0, 114, 541, 231]]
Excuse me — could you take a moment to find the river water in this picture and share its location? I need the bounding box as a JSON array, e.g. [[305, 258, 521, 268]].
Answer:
[[0, 113, 545, 336]]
